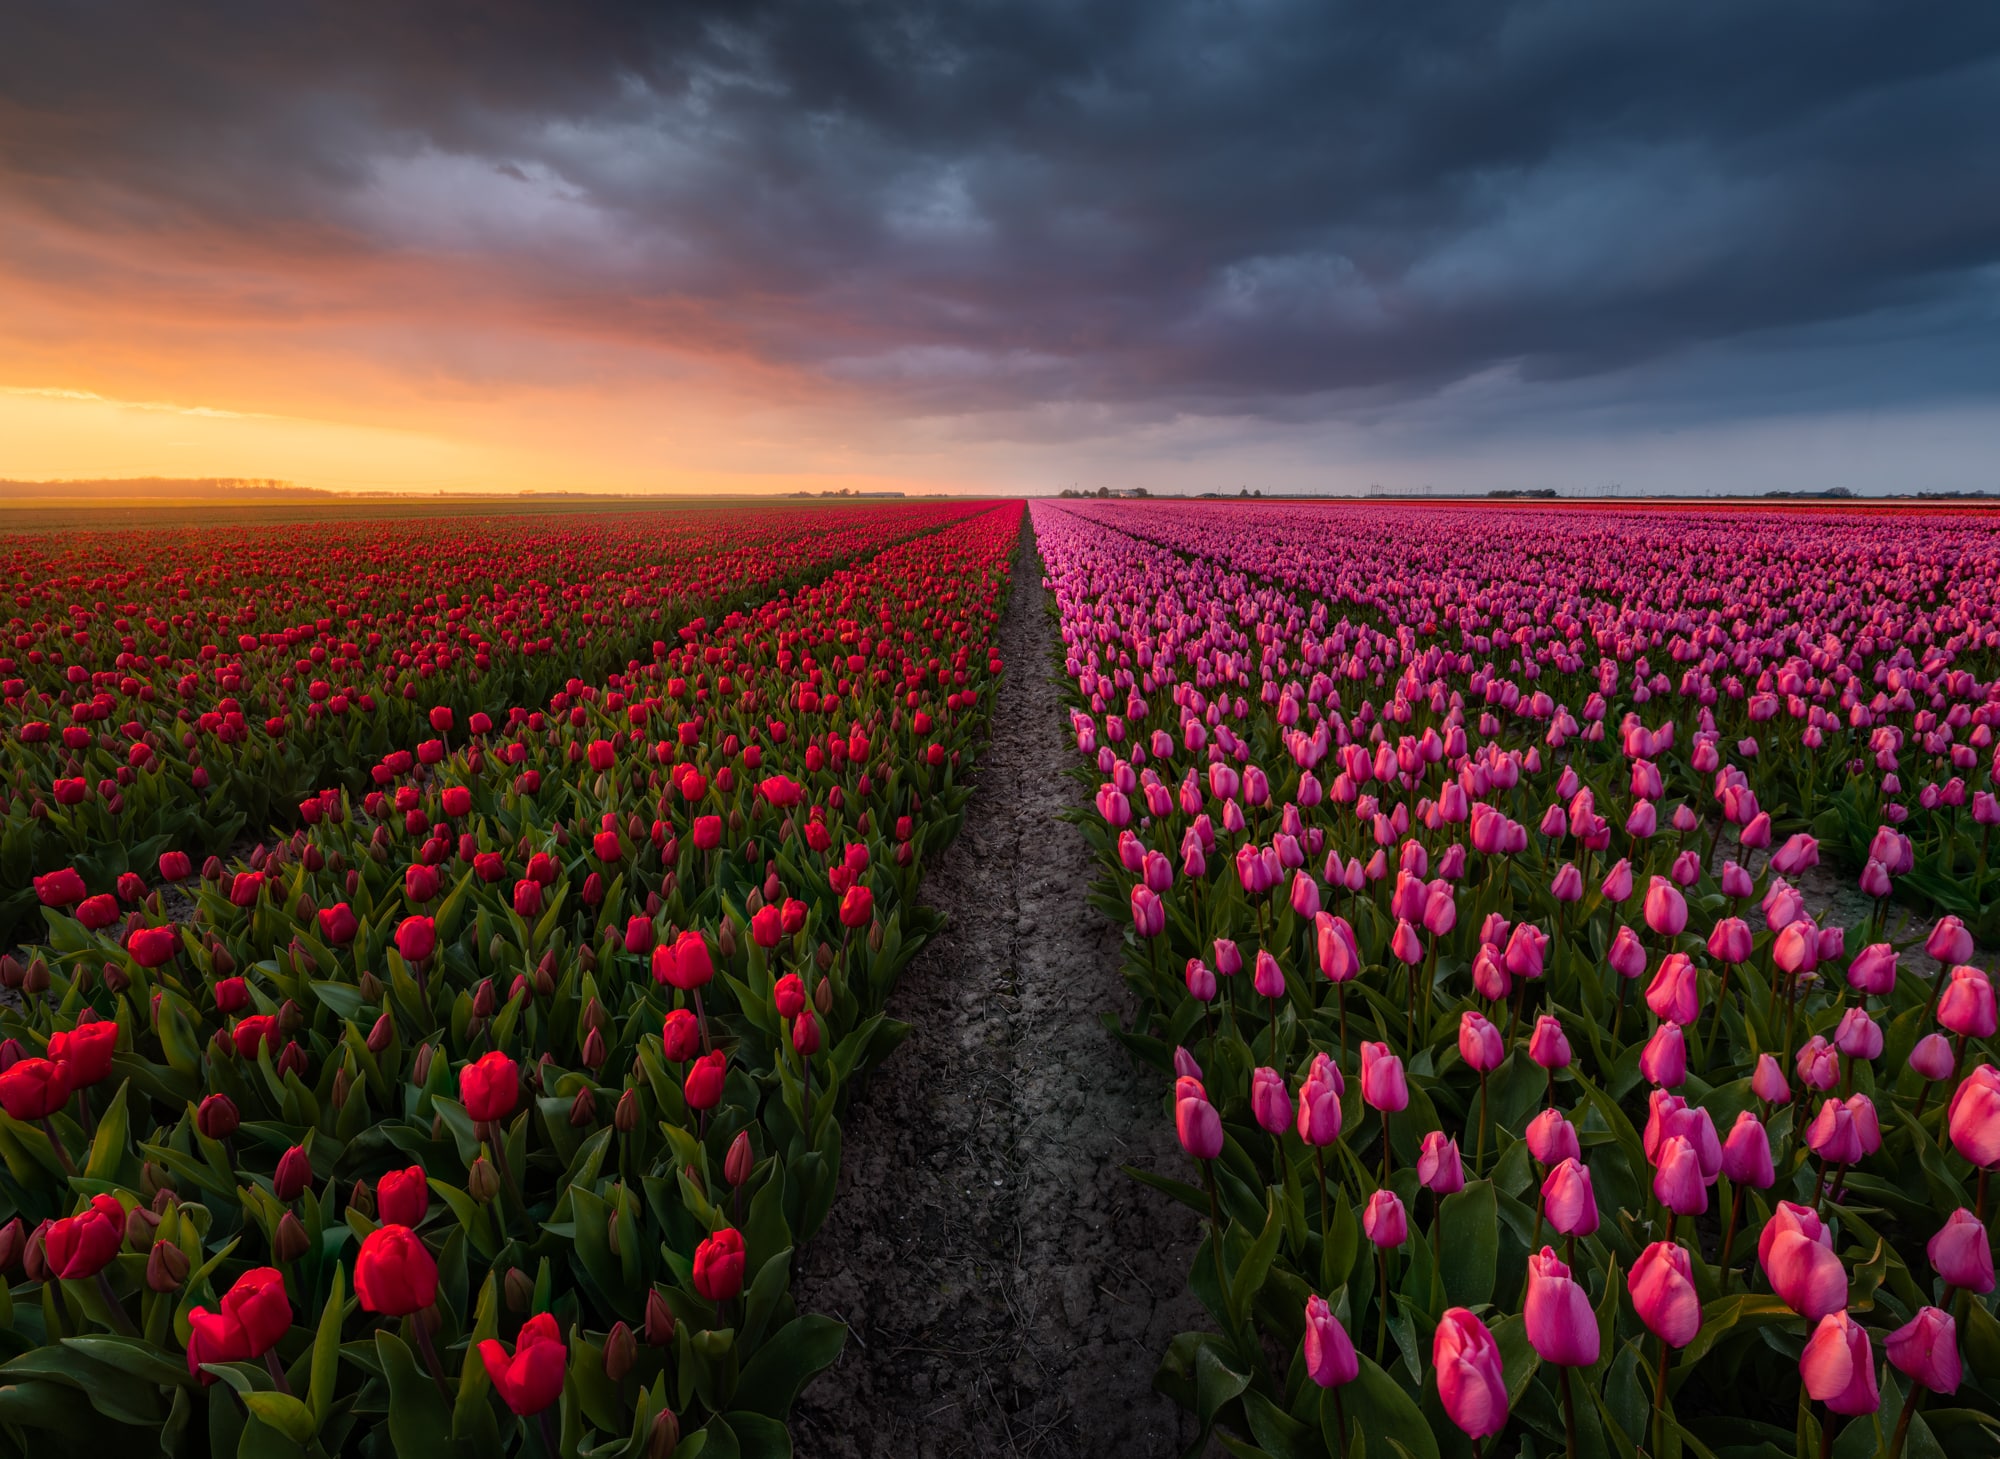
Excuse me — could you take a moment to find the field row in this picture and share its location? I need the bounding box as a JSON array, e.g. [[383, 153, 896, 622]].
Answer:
[[0, 502, 1022, 1458], [1034, 499, 2000, 1459]]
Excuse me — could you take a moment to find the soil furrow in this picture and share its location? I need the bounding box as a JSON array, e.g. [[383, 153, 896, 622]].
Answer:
[[793, 515, 1205, 1458]]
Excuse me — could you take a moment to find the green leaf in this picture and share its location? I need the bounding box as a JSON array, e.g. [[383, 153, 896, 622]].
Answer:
[[238, 1391, 316, 1444], [83, 1079, 133, 1181], [1437, 1180, 1498, 1307], [307, 1263, 344, 1428], [731, 1314, 846, 1418], [374, 1330, 454, 1454], [1342, 1355, 1438, 1459]]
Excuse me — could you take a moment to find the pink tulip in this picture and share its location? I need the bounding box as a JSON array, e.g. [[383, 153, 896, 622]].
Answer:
[[1643, 877, 1687, 936], [1297, 1054, 1343, 1147], [1185, 959, 1217, 1001], [1630, 1241, 1701, 1348], [1926, 916, 1974, 965], [1433, 1308, 1509, 1439], [1252, 949, 1286, 998], [1752, 1052, 1791, 1104], [1600, 858, 1634, 902], [1176, 1091, 1224, 1161], [1800, 1312, 1879, 1416], [1927, 1208, 1994, 1294], [1639, 1021, 1686, 1088], [1706, 916, 1753, 964], [1526, 1107, 1579, 1167], [1644, 953, 1700, 1026], [1504, 923, 1548, 980], [1303, 1295, 1360, 1388], [1759, 1202, 1847, 1320], [1719, 860, 1755, 899], [1458, 1010, 1504, 1073], [1362, 1188, 1407, 1247], [1315, 913, 1359, 983], [1886, 1307, 1960, 1397], [1213, 939, 1242, 977], [1652, 1135, 1708, 1216], [1250, 1067, 1290, 1135], [1720, 1111, 1774, 1188], [1909, 1032, 1956, 1082], [1833, 1007, 1883, 1061], [1845, 942, 1897, 995], [1607, 924, 1648, 981], [1528, 1015, 1571, 1070], [1525, 1247, 1599, 1367], [1796, 1036, 1839, 1092], [1390, 918, 1424, 966], [1805, 1097, 1864, 1166], [1360, 1042, 1408, 1113], [1948, 1064, 2000, 1166], [1939, 965, 1997, 1038], [1550, 863, 1584, 902], [1542, 1158, 1599, 1236], [1418, 1132, 1465, 1194]]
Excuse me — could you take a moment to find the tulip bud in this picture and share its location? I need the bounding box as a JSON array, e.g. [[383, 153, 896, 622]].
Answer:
[[570, 1087, 597, 1128], [349, 1178, 377, 1219], [505, 1266, 534, 1312], [23, 1222, 48, 1282], [582, 1027, 607, 1071], [124, 1203, 161, 1252], [0, 1218, 22, 1273], [607, 1210, 622, 1257], [0, 955, 18, 989], [718, 919, 738, 959], [332, 1066, 353, 1108], [603, 1321, 637, 1382], [197, 1093, 240, 1140], [814, 975, 834, 1016], [413, 1043, 435, 1086], [643, 1288, 676, 1345], [646, 1409, 680, 1459], [816, 942, 834, 972], [725, 1131, 754, 1188], [473, 978, 497, 1019], [22, 957, 49, 995], [468, 1156, 500, 1203], [359, 969, 385, 1002], [273, 1211, 310, 1263], [146, 1237, 190, 1292], [615, 1088, 640, 1132], [366, 1013, 394, 1054]]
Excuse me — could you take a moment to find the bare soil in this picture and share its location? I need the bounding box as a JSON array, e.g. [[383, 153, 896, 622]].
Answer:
[[792, 520, 1206, 1458]]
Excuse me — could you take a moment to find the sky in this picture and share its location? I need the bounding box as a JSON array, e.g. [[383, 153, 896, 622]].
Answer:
[[3, 2, 1998, 497]]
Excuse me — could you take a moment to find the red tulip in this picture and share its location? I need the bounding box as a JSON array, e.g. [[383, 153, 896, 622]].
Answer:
[[0, 1057, 73, 1121], [693, 1227, 746, 1301], [684, 1050, 726, 1111], [480, 1310, 567, 1415], [839, 884, 874, 929], [460, 1050, 520, 1123], [45, 1194, 125, 1278], [662, 1009, 701, 1062], [48, 1021, 118, 1087], [394, 915, 436, 963], [354, 1224, 439, 1315], [378, 1166, 430, 1227]]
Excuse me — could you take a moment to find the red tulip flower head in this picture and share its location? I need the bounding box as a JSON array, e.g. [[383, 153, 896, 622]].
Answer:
[[480, 1310, 568, 1415]]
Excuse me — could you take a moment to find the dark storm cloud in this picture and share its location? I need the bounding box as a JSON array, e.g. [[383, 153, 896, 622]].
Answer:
[[4, 0, 1998, 420]]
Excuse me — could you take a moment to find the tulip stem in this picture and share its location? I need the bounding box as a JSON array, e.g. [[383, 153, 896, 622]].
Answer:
[[694, 988, 713, 1054], [1375, 1246, 1389, 1364], [1476, 1069, 1488, 1177], [1887, 1387, 1925, 1459], [1201, 1161, 1233, 1320], [264, 1349, 293, 1395], [1331, 1387, 1349, 1459], [93, 1271, 141, 1336], [412, 1312, 452, 1401], [40, 1119, 77, 1176], [1652, 1336, 1670, 1459], [1610, 976, 1629, 1046], [1314, 1145, 1330, 1244], [1559, 1365, 1579, 1459], [1336, 984, 1349, 1069], [1717, 1183, 1744, 1294], [538, 1409, 561, 1457], [800, 1052, 813, 1136], [1819, 1412, 1835, 1459]]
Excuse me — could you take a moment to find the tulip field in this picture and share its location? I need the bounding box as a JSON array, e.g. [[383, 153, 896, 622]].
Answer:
[[1039, 498, 2000, 1459], [0, 499, 1019, 1457], [4, 492, 2000, 1459]]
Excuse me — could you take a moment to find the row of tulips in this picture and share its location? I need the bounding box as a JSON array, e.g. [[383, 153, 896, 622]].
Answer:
[[0, 502, 990, 942], [1070, 498, 2000, 942], [1033, 499, 2000, 1459], [0, 501, 1022, 1457]]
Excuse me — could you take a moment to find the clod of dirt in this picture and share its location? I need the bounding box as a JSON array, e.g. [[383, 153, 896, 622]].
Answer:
[[792, 519, 1206, 1458]]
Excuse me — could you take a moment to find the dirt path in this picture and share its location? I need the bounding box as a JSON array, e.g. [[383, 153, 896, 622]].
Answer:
[[792, 518, 1206, 1458]]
